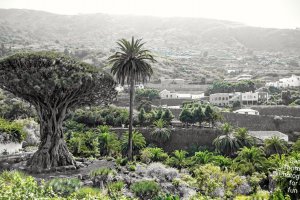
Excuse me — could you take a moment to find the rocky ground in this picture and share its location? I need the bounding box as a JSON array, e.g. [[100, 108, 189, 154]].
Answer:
[[0, 154, 197, 199]]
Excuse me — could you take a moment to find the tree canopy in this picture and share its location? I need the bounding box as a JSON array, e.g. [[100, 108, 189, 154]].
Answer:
[[0, 51, 117, 171], [0, 52, 117, 111]]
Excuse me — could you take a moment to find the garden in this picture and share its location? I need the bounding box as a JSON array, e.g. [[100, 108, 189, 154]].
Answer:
[[0, 38, 299, 200]]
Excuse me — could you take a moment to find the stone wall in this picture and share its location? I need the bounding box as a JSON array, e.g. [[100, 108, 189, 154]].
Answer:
[[250, 105, 300, 117], [111, 127, 221, 152], [222, 112, 300, 141]]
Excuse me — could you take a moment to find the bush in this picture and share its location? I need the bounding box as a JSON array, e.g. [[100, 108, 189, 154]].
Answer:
[[70, 187, 104, 199], [0, 90, 36, 120], [154, 194, 180, 200], [131, 180, 161, 200], [151, 119, 171, 143], [0, 170, 55, 199], [121, 130, 146, 155], [193, 164, 249, 198], [292, 139, 300, 152], [67, 130, 99, 157], [140, 147, 169, 163], [89, 167, 116, 178], [107, 181, 125, 199], [70, 106, 128, 127], [0, 118, 26, 143], [98, 126, 121, 157], [116, 157, 128, 166], [45, 178, 81, 197], [166, 150, 189, 169]]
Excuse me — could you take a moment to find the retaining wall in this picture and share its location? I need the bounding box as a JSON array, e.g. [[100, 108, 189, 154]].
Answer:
[[111, 127, 221, 152]]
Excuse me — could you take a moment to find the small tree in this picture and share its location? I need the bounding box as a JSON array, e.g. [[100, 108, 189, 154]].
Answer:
[[193, 106, 204, 126], [161, 108, 174, 125], [138, 108, 146, 126], [204, 105, 214, 127], [179, 108, 193, 127], [0, 52, 117, 171]]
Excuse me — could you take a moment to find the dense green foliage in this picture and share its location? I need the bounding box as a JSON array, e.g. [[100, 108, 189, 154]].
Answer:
[[0, 118, 26, 143], [179, 103, 220, 127], [207, 80, 256, 95], [45, 178, 82, 197], [70, 106, 129, 127], [140, 147, 169, 163], [0, 171, 55, 199], [135, 88, 160, 102], [151, 119, 171, 143], [0, 89, 36, 120], [121, 130, 146, 155], [130, 180, 160, 200]]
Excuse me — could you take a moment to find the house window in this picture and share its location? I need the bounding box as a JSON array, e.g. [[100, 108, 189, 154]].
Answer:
[[170, 95, 172, 98], [166, 95, 168, 98], [222, 97, 225, 100]]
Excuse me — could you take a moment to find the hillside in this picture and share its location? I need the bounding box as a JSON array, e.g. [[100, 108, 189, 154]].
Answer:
[[0, 9, 300, 81]]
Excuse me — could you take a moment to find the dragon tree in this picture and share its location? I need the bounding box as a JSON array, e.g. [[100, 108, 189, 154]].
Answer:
[[0, 52, 117, 172]]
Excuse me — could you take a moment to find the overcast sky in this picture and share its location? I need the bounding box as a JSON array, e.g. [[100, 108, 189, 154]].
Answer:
[[0, 0, 300, 29]]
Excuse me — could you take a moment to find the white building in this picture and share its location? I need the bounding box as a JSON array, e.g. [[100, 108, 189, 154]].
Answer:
[[160, 89, 178, 99], [160, 89, 203, 100], [266, 74, 300, 88], [233, 108, 259, 115], [209, 93, 230, 106], [241, 92, 258, 105], [248, 131, 288, 142]]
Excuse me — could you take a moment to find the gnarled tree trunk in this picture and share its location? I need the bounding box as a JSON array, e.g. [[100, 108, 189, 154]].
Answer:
[[27, 106, 75, 172]]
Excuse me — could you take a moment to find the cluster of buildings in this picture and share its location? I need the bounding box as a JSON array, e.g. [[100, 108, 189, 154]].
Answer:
[[209, 91, 268, 107], [266, 74, 300, 88]]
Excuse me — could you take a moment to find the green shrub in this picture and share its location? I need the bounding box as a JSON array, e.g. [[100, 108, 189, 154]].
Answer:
[[67, 131, 99, 157], [154, 194, 180, 200], [140, 147, 169, 163], [98, 128, 121, 157], [151, 119, 171, 143], [193, 164, 247, 198], [121, 130, 146, 155], [70, 106, 128, 127], [166, 150, 189, 169], [128, 164, 136, 171], [0, 118, 26, 143], [0, 170, 55, 199], [131, 180, 160, 200], [70, 187, 104, 199], [89, 167, 116, 178], [107, 181, 125, 199], [0, 90, 36, 120], [45, 178, 81, 197], [292, 138, 300, 152], [116, 157, 128, 166]]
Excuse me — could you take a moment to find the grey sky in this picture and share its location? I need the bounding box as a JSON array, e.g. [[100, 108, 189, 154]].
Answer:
[[0, 0, 300, 29]]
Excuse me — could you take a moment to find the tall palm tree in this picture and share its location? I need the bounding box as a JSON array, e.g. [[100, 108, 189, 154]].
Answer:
[[264, 136, 288, 156], [109, 37, 156, 160]]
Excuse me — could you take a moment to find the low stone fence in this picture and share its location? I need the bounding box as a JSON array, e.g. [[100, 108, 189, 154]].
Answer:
[[111, 127, 221, 152]]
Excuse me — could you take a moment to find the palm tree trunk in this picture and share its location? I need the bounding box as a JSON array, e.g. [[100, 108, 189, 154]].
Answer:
[[128, 76, 135, 160]]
